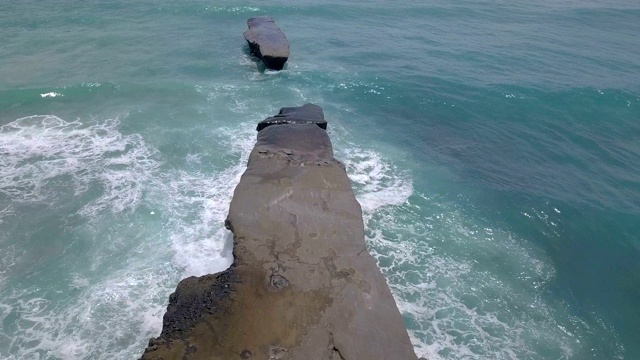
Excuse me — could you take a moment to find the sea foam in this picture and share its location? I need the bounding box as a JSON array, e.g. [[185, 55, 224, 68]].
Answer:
[[0, 114, 253, 359], [0, 114, 158, 215]]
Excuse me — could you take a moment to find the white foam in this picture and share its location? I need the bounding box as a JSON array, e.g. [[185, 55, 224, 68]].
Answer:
[[158, 121, 255, 277], [0, 205, 14, 225], [0, 114, 159, 215], [81, 82, 101, 88], [157, 169, 239, 277], [358, 187, 626, 359], [40, 92, 63, 98], [1, 266, 174, 360], [340, 147, 413, 213], [0, 113, 259, 359], [194, 84, 258, 115], [209, 6, 260, 14]]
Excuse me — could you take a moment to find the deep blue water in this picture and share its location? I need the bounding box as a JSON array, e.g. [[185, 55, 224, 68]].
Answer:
[[1, 1, 639, 359]]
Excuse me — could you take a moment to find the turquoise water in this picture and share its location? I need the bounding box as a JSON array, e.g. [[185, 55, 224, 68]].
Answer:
[[1, 1, 639, 359]]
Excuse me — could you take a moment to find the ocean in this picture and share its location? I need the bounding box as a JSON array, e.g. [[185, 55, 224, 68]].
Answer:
[[1, 1, 639, 359]]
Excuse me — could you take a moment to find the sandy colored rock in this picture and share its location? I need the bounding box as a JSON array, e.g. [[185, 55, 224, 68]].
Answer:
[[140, 105, 418, 360]]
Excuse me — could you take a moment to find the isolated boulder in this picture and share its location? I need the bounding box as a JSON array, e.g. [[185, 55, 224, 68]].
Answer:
[[243, 16, 290, 70]]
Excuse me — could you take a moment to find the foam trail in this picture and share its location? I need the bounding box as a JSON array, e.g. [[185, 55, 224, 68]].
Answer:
[[0, 114, 259, 359], [210, 6, 261, 14], [326, 129, 622, 358], [340, 147, 413, 213], [0, 205, 14, 225], [159, 123, 255, 277], [359, 189, 625, 359], [0, 114, 168, 359], [0, 114, 158, 214], [40, 92, 63, 98]]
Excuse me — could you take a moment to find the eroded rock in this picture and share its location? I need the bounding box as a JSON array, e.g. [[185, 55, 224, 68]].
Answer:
[[256, 103, 327, 132], [244, 16, 290, 71], [140, 104, 419, 360]]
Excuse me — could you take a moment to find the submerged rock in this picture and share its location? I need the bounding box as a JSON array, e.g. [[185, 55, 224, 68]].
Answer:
[[140, 104, 419, 360], [243, 16, 290, 71]]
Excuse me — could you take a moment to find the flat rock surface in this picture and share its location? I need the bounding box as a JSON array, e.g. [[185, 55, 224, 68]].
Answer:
[[243, 16, 290, 70], [141, 108, 418, 360]]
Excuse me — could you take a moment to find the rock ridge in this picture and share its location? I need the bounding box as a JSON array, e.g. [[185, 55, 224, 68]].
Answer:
[[140, 104, 420, 360]]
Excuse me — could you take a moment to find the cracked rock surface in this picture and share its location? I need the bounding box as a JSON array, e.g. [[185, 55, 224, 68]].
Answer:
[[140, 104, 419, 360]]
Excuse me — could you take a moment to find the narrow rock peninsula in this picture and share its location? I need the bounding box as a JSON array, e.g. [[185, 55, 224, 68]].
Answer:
[[243, 16, 290, 70], [140, 104, 420, 360]]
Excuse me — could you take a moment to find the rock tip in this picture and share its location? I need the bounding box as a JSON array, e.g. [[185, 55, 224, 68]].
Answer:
[[256, 103, 328, 132]]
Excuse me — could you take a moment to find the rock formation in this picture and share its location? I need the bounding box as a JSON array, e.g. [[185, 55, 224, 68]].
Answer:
[[243, 16, 290, 71], [256, 103, 327, 132], [140, 104, 419, 360]]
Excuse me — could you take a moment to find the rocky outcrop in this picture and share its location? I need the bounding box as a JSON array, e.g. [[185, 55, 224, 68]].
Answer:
[[140, 104, 419, 360], [243, 16, 290, 71], [256, 103, 327, 132]]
